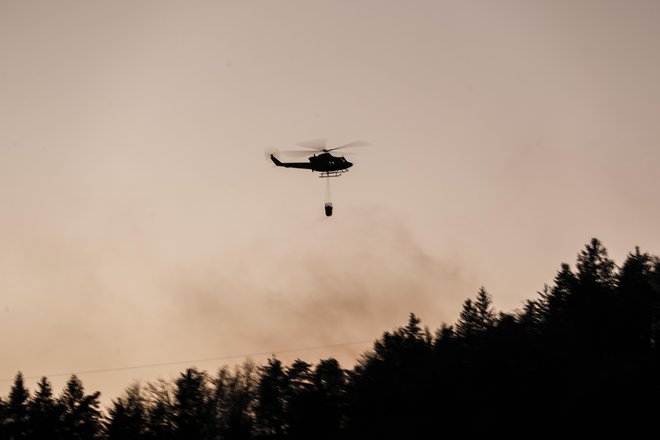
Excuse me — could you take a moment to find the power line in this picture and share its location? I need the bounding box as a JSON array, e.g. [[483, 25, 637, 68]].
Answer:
[[0, 340, 373, 383]]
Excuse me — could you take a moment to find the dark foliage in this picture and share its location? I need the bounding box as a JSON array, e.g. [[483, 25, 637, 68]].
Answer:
[[29, 377, 64, 440], [3, 239, 660, 438], [59, 374, 103, 440], [105, 384, 146, 440], [6, 373, 29, 440]]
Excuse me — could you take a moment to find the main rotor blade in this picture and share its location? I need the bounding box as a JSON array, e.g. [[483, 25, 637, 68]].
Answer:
[[278, 150, 314, 157], [296, 138, 327, 150], [326, 140, 371, 151]]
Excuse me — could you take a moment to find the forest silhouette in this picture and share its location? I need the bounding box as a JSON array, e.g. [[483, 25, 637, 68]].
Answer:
[[2, 238, 660, 438]]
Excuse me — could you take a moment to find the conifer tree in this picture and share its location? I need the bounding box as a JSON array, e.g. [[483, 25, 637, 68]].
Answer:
[[283, 360, 313, 440], [456, 298, 479, 339], [143, 380, 174, 440], [311, 359, 346, 440], [541, 264, 577, 324], [211, 362, 256, 440], [59, 375, 103, 440], [0, 397, 7, 440], [474, 288, 496, 332], [456, 291, 495, 340], [435, 323, 455, 343], [172, 368, 211, 440], [574, 239, 618, 349], [7, 372, 29, 440], [255, 358, 288, 438], [28, 377, 63, 440], [576, 238, 617, 289], [106, 383, 146, 440]]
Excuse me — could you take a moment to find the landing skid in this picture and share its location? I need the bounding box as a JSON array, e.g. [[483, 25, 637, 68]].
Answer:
[[318, 170, 349, 178]]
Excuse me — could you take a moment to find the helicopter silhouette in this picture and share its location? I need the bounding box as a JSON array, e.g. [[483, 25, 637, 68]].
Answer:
[[268, 139, 370, 216], [269, 139, 370, 178]]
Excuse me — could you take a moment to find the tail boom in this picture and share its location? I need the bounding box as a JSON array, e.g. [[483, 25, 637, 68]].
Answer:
[[270, 155, 313, 169]]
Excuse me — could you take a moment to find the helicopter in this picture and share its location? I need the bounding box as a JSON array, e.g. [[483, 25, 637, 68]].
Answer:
[[269, 139, 370, 178], [268, 139, 370, 216]]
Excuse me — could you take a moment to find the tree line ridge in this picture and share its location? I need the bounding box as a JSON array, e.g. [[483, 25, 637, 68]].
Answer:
[[2, 238, 659, 438]]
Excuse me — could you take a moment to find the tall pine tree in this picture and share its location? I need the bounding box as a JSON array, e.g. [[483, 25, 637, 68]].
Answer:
[[173, 368, 211, 440], [59, 375, 103, 440], [7, 372, 29, 440], [255, 358, 288, 438], [28, 377, 63, 440], [106, 383, 146, 440]]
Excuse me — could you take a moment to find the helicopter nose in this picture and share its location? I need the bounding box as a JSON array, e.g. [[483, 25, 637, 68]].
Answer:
[[346, 161, 353, 168]]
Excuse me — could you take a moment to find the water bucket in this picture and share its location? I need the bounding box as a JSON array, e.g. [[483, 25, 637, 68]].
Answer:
[[324, 203, 333, 217]]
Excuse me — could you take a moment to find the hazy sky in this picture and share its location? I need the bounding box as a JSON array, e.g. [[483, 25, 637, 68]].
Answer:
[[2, 0, 660, 402]]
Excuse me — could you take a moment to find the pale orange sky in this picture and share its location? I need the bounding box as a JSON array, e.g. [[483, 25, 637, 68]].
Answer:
[[2, 0, 660, 403]]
